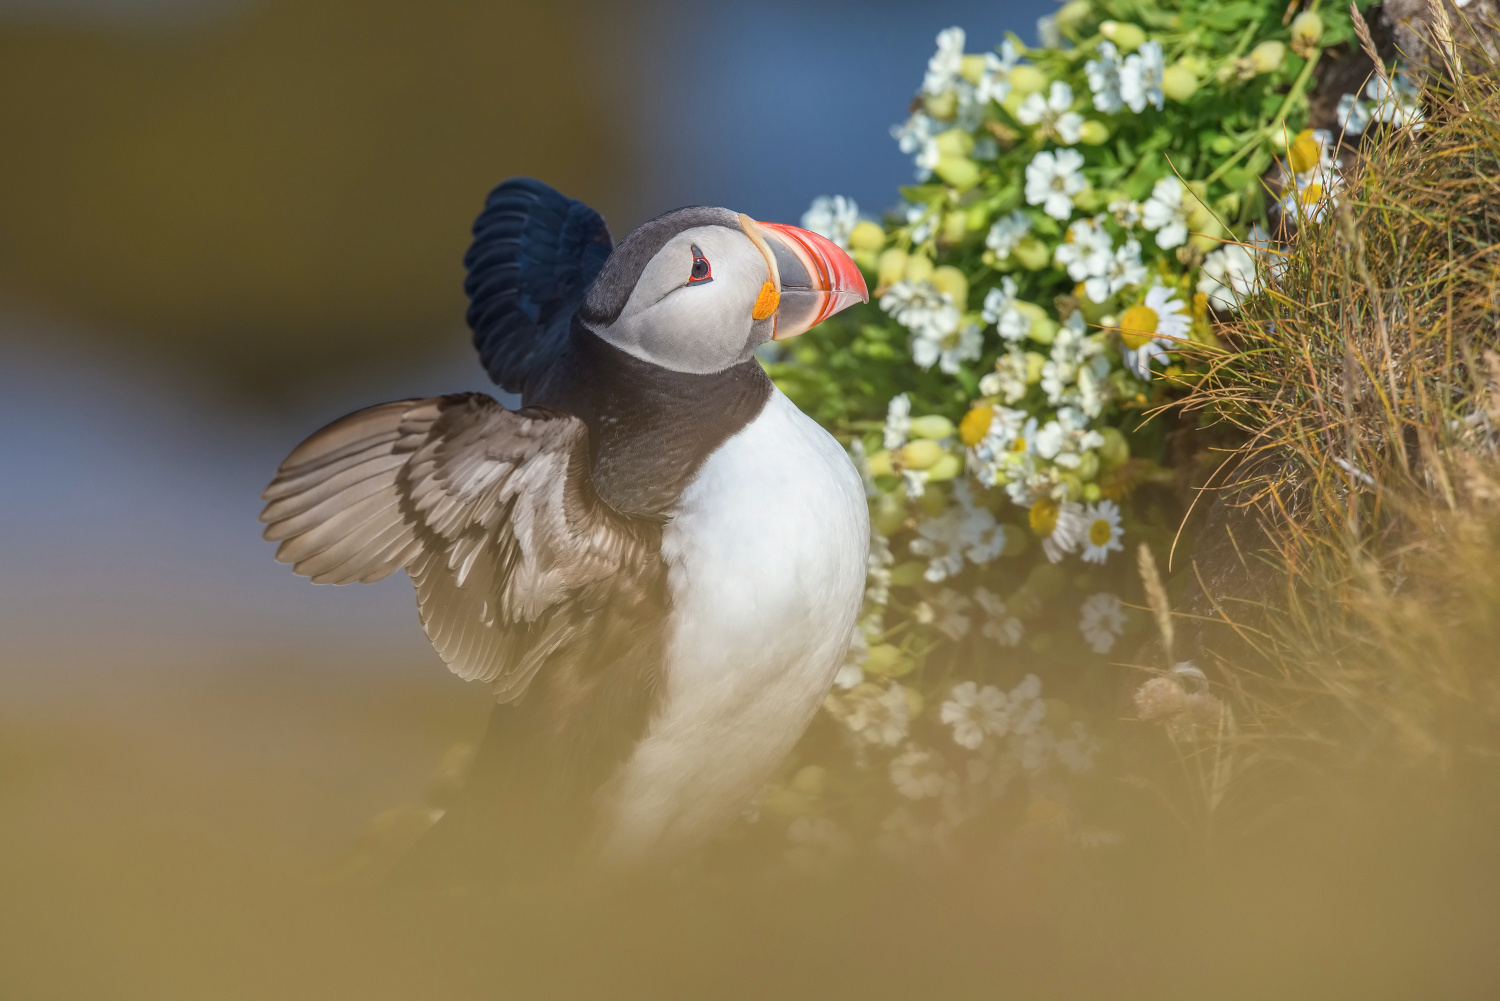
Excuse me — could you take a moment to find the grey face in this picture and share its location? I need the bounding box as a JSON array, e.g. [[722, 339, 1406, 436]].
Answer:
[[581, 222, 776, 374]]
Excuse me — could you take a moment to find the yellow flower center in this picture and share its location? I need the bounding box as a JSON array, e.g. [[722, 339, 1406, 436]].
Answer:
[[1298, 182, 1324, 207], [1119, 303, 1159, 349], [1029, 497, 1059, 536], [1287, 129, 1321, 174], [1010, 436, 1028, 453], [959, 405, 994, 446], [1089, 518, 1113, 546]]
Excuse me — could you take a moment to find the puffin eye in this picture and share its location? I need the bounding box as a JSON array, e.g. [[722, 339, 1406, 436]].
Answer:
[[687, 244, 713, 285]]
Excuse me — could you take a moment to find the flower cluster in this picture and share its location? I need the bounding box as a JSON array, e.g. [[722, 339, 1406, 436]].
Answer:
[[752, 0, 1385, 865]]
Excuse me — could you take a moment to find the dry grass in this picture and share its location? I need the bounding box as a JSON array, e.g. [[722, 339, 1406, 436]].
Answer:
[[1180, 49, 1500, 784]]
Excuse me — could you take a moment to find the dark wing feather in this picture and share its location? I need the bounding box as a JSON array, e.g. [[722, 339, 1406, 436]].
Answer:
[[259, 394, 659, 703], [464, 178, 613, 396]]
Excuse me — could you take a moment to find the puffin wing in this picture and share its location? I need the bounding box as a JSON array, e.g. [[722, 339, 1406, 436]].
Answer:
[[259, 394, 660, 702], [464, 179, 613, 396]]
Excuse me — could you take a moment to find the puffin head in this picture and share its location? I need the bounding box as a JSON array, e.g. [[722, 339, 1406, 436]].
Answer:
[[577, 206, 868, 374]]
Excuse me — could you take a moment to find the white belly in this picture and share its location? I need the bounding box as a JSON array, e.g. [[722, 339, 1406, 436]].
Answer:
[[595, 389, 869, 860]]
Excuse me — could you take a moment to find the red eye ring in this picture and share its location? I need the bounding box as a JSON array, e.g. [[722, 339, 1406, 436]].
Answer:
[[687, 243, 713, 285]]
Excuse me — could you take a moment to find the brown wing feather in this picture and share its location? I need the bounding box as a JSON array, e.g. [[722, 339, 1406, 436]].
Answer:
[[259, 394, 662, 703]]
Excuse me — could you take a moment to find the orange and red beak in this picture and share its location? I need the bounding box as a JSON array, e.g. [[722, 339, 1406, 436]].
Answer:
[[739, 215, 869, 340]]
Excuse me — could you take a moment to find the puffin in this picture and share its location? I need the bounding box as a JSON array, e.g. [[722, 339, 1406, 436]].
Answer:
[[259, 179, 870, 876]]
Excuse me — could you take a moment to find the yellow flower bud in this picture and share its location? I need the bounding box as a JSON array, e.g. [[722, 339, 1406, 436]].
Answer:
[[1078, 119, 1111, 145], [924, 90, 959, 120], [1056, 0, 1092, 34], [926, 453, 964, 482], [867, 449, 895, 478], [935, 128, 975, 158], [1013, 235, 1051, 271], [1082, 482, 1102, 502], [1098, 426, 1130, 468], [888, 561, 928, 587], [1008, 64, 1048, 95], [1076, 450, 1100, 481], [1100, 20, 1146, 52], [1178, 55, 1210, 77], [942, 210, 969, 244], [916, 482, 948, 516], [1015, 302, 1057, 343], [1286, 129, 1322, 174], [903, 252, 934, 284], [929, 265, 969, 308], [1250, 40, 1285, 75], [1290, 11, 1324, 55], [863, 644, 911, 677], [1162, 63, 1199, 102], [1025, 351, 1047, 384], [871, 493, 905, 535], [900, 439, 946, 469], [877, 247, 908, 288], [960, 53, 988, 85], [910, 414, 956, 440], [849, 220, 886, 252], [936, 155, 980, 190]]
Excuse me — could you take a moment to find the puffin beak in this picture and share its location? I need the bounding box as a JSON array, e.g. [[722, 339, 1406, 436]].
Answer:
[[746, 220, 869, 340]]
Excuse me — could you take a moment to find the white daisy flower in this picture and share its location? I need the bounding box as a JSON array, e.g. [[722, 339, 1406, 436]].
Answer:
[[1085, 40, 1124, 113], [1198, 243, 1260, 312], [1279, 166, 1343, 225], [985, 209, 1032, 260], [1016, 80, 1084, 145], [1336, 91, 1373, 136], [923, 26, 967, 95], [904, 202, 937, 244], [1079, 591, 1126, 653], [800, 195, 861, 250], [981, 275, 1032, 341], [1108, 197, 1143, 229], [879, 281, 967, 371], [883, 392, 912, 449], [1054, 721, 1102, 774], [1119, 39, 1165, 113], [891, 744, 952, 800], [891, 113, 941, 179], [909, 482, 1008, 581], [1024, 148, 1087, 221], [975, 41, 1020, 105], [1080, 499, 1125, 564], [1120, 284, 1191, 380], [1030, 497, 1087, 563], [978, 345, 1030, 404], [940, 681, 1009, 750], [1141, 176, 1192, 249], [974, 587, 1024, 647], [931, 588, 973, 640], [1003, 674, 1047, 737], [1086, 237, 1147, 303], [1054, 215, 1113, 284], [830, 682, 911, 746]]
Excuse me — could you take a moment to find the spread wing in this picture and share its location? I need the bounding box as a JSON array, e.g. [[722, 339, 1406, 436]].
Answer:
[[464, 178, 613, 397], [259, 394, 661, 702]]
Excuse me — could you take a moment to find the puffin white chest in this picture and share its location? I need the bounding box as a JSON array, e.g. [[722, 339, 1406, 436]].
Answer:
[[596, 389, 869, 860]]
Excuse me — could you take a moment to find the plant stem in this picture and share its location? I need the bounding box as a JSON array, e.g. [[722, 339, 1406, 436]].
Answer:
[[1205, 48, 1324, 187]]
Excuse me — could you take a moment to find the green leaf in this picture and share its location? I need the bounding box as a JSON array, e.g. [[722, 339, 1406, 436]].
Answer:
[[1203, 2, 1260, 30]]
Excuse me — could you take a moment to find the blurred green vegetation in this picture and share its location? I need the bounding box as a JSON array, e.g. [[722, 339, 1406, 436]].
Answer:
[[0, 0, 634, 396]]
